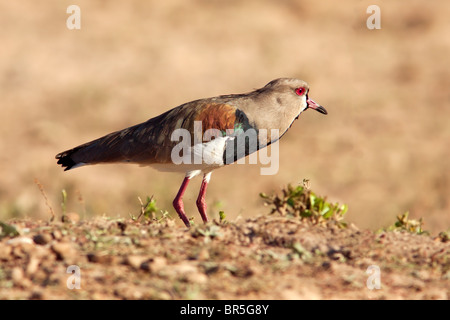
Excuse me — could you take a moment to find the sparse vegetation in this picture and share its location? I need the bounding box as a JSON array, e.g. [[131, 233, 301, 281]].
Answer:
[[438, 231, 449, 243], [0, 221, 19, 240], [384, 212, 429, 235], [218, 211, 227, 224], [260, 183, 348, 227], [134, 196, 171, 223]]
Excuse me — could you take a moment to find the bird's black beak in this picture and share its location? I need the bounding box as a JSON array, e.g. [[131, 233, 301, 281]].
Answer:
[[306, 98, 327, 115]]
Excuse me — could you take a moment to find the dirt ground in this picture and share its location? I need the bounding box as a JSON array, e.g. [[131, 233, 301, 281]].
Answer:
[[0, 215, 448, 300]]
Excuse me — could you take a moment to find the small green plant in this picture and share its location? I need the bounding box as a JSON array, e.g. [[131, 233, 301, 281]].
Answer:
[[289, 242, 312, 262], [191, 225, 221, 243], [61, 189, 68, 222], [438, 230, 449, 243], [0, 221, 20, 239], [61, 189, 67, 215], [156, 210, 171, 223], [134, 195, 157, 221], [134, 196, 171, 223], [218, 210, 227, 224], [260, 183, 348, 226], [385, 212, 429, 235], [142, 196, 158, 218]]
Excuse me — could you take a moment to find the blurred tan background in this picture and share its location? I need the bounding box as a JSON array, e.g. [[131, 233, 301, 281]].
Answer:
[[1, 0, 449, 233]]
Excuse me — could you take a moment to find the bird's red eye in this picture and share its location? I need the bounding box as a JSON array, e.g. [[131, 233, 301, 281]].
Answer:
[[295, 87, 306, 96]]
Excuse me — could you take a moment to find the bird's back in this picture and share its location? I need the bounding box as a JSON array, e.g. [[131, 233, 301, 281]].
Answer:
[[56, 98, 252, 171]]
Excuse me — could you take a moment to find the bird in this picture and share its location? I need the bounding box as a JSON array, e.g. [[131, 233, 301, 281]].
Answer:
[[56, 78, 327, 227]]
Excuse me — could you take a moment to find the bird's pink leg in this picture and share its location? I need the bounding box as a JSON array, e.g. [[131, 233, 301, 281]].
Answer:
[[196, 172, 211, 223], [173, 177, 191, 227]]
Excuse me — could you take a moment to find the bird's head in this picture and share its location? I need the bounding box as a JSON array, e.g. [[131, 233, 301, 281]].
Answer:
[[261, 78, 327, 116]]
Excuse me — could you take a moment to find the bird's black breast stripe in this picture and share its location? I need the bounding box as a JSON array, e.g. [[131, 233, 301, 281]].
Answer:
[[222, 109, 261, 165]]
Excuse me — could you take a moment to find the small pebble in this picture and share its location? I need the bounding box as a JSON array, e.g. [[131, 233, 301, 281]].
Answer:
[[62, 212, 80, 224], [51, 242, 77, 262], [26, 256, 41, 275], [11, 267, 24, 284], [33, 233, 52, 245], [52, 230, 62, 240], [124, 255, 147, 269], [87, 252, 114, 264], [0, 245, 12, 260], [6, 237, 33, 245], [185, 272, 208, 284], [29, 290, 45, 300], [141, 256, 167, 273]]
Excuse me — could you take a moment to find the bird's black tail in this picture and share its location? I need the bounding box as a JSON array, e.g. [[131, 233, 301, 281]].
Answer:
[[55, 118, 165, 171], [55, 146, 86, 171], [55, 128, 135, 171]]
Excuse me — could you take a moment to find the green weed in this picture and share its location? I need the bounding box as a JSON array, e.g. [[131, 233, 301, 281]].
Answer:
[[0, 221, 20, 239], [260, 182, 348, 227], [218, 210, 227, 224], [385, 212, 429, 235], [134, 196, 172, 223]]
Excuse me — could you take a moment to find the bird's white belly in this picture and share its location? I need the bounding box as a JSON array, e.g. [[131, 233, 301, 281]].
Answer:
[[145, 136, 231, 174]]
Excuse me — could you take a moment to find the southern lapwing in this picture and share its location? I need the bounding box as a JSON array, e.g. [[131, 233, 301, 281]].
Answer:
[[56, 78, 327, 227]]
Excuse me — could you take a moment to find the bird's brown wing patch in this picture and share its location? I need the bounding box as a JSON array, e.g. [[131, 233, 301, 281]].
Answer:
[[195, 103, 238, 137]]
